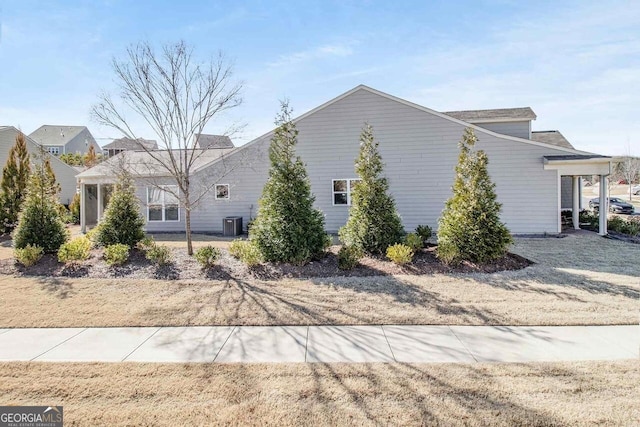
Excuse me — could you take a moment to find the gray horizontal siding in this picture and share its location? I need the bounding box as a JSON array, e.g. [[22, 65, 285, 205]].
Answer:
[[295, 89, 563, 234], [475, 121, 530, 139], [132, 88, 573, 235], [0, 127, 78, 205], [137, 141, 269, 234]]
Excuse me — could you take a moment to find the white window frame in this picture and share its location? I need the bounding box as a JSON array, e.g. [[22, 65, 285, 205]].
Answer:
[[214, 184, 230, 200], [48, 146, 60, 155], [147, 185, 180, 222], [332, 178, 360, 206]]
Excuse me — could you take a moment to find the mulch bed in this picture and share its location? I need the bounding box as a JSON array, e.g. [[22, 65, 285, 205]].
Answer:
[[0, 244, 532, 281]]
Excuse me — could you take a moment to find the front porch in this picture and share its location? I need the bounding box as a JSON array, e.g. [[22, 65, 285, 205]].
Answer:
[[544, 155, 612, 235], [78, 181, 114, 233]]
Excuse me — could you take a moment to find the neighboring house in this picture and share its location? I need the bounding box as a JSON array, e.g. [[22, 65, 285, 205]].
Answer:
[[77, 85, 612, 235], [195, 134, 235, 149], [29, 125, 100, 156], [0, 126, 79, 205], [102, 137, 158, 158]]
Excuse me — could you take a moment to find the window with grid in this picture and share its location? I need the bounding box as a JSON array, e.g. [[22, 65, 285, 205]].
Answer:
[[332, 179, 361, 205], [147, 185, 179, 222]]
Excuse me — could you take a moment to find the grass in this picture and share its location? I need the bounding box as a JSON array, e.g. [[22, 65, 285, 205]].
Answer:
[[0, 231, 638, 328], [0, 361, 637, 426]]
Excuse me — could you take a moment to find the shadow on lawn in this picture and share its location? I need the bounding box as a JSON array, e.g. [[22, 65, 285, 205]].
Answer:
[[474, 266, 640, 301], [37, 276, 76, 299], [136, 273, 508, 327], [303, 362, 567, 425]]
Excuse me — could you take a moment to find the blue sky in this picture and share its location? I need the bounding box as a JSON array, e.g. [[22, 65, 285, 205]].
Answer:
[[0, 0, 638, 155]]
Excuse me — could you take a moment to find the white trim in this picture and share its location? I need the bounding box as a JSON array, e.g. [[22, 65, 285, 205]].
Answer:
[[146, 185, 180, 222], [557, 170, 562, 233], [332, 178, 360, 206], [355, 85, 595, 155], [196, 85, 601, 176], [214, 183, 230, 200], [460, 118, 535, 124], [75, 84, 606, 181]]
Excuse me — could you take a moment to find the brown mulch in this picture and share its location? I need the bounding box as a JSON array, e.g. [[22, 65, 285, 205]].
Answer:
[[0, 245, 532, 281]]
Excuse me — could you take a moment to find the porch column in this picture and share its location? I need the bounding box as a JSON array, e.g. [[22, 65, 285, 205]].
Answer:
[[572, 176, 580, 229], [598, 175, 608, 236], [97, 184, 103, 222], [80, 183, 86, 233]]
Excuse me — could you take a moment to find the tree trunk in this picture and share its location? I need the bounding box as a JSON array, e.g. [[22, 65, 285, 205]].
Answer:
[[185, 207, 193, 256]]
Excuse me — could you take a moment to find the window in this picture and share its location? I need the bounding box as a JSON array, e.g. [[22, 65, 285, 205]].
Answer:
[[147, 186, 179, 222], [48, 147, 60, 155], [215, 184, 230, 200], [332, 179, 361, 206]]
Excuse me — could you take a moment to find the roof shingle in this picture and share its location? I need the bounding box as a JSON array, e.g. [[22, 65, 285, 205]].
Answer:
[[29, 125, 88, 146], [444, 107, 537, 122], [195, 134, 234, 149], [102, 137, 158, 151], [531, 130, 574, 149]]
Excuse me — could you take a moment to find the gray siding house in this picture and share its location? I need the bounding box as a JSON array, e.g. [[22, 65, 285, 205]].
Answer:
[[102, 137, 158, 158], [77, 85, 612, 235], [0, 126, 79, 205], [29, 125, 100, 156]]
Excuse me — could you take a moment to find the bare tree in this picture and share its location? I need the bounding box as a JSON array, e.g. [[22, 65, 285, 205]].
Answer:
[[614, 143, 640, 201], [92, 40, 244, 254]]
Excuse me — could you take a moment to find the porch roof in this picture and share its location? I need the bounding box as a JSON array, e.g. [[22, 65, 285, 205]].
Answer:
[[543, 155, 612, 176]]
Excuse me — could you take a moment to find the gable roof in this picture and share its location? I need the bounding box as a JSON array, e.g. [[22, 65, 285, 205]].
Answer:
[[29, 125, 88, 146], [443, 107, 537, 123], [102, 137, 158, 151], [230, 85, 595, 157], [77, 85, 601, 180], [76, 147, 235, 179], [531, 130, 574, 149], [195, 134, 234, 149]]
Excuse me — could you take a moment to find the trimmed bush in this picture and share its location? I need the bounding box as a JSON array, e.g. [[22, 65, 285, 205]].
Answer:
[[137, 236, 156, 252], [339, 124, 405, 254], [337, 245, 362, 270], [194, 245, 221, 269], [58, 237, 91, 264], [104, 244, 130, 266], [229, 240, 262, 266], [404, 233, 423, 251], [146, 244, 172, 266], [251, 102, 327, 264], [13, 162, 68, 253], [415, 225, 432, 245], [14, 244, 43, 267], [608, 216, 640, 236], [437, 128, 512, 264], [56, 203, 72, 224], [579, 210, 599, 228], [386, 243, 414, 265], [94, 178, 145, 248]]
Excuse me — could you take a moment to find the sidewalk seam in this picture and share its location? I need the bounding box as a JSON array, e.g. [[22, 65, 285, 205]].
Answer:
[[121, 327, 162, 362], [213, 326, 237, 362], [30, 328, 88, 362], [448, 326, 478, 363], [380, 326, 397, 362]]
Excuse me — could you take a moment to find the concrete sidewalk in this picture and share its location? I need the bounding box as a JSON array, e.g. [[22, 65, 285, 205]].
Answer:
[[0, 325, 637, 364]]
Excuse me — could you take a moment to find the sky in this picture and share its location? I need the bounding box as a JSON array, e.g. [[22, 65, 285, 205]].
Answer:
[[0, 0, 638, 156]]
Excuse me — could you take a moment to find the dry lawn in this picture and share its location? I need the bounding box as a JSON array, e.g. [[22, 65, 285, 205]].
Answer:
[[0, 231, 638, 327], [0, 361, 637, 426]]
